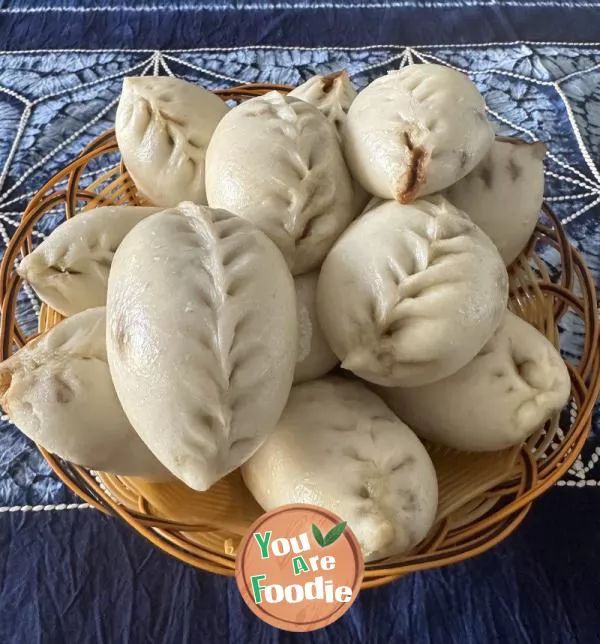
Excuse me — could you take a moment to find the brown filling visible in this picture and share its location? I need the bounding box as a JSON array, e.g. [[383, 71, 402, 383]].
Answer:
[[398, 132, 427, 204], [321, 70, 344, 94]]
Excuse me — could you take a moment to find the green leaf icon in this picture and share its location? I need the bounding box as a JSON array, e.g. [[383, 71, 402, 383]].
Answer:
[[312, 523, 325, 547], [323, 521, 347, 546]]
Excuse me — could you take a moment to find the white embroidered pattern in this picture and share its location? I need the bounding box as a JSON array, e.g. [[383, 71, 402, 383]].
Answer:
[[558, 448, 600, 488], [1, 41, 600, 56], [0, 503, 91, 513]]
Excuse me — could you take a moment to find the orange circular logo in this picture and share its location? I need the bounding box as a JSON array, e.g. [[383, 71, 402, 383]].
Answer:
[[235, 504, 364, 632]]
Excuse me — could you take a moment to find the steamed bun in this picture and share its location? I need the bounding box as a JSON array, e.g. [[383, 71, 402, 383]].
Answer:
[[377, 311, 571, 451], [444, 138, 546, 265], [106, 202, 298, 491], [205, 91, 356, 275], [242, 377, 438, 562], [293, 271, 338, 384], [317, 196, 508, 387], [17, 205, 159, 316], [0, 308, 171, 479], [115, 76, 229, 207], [343, 64, 495, 202], [289, 71, 357, 140]]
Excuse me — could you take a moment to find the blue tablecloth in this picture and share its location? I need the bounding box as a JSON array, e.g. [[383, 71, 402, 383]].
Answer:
[[0, 2, 599, 642]]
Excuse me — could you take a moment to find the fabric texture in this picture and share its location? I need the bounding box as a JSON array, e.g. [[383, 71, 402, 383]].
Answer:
[[0, 2, 599, 642]]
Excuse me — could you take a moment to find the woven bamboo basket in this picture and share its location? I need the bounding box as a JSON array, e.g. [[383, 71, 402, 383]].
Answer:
[[1, 83, 599, 589]]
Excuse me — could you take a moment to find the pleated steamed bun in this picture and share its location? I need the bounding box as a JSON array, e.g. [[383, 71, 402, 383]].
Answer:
[[343, 63, 495, 202], [317, 196, 508, 387], [106, 202, 298, 491], [17, 205, 159, 316], [115, 76, 229, 207], [0, 308, 171, 479], [289, 70, 357, 140], [242, 377, 438, 562], [377, 311, 571, 451], [444, 138, 546, 265], [205, 91, 356, 275]]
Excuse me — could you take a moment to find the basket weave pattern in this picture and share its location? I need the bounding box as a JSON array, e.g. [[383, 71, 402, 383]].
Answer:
[[1, 84, 599, 589]]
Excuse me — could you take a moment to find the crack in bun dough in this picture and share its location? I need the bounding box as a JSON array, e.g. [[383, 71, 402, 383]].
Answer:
[[376, 311, 571, 451], [343, 64, 495, 202], [293, 271, 339, 384], [106, 202, 298, 491], [17, 206, 159, 316], [0, 308, 171, 479], [317, 196, 509, 387], [115, 76, 229, 207], [242, 377, 438, 562], [205, 91, 356, 275], [444, 139, 546, 265]]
